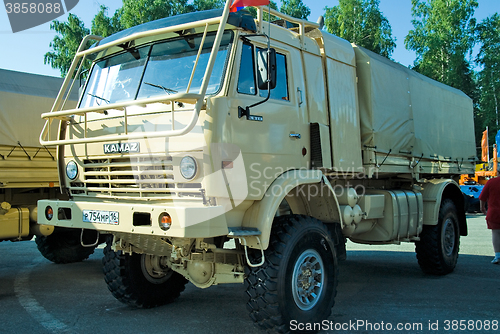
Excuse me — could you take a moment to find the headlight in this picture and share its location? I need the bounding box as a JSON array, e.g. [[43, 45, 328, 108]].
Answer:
[[180, 156, 197, 180], [66, 161, 78, 180]]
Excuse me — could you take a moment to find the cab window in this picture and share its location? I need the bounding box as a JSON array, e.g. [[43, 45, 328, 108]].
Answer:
[[237, 43, 256, 95], [237, 43, 289, 102], [257, 48, 289, 101]]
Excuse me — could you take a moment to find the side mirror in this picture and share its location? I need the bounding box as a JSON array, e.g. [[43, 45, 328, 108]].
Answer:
[[257, 48, 277, 91]]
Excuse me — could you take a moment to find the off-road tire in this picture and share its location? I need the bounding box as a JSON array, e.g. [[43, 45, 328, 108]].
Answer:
[[245, 215, 338, 333], [415, 199, 460, 275], [35, 229, 97, 264], [102, 242, 187, 308]]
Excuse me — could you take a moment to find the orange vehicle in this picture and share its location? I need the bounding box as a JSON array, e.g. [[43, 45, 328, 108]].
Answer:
[[460, 145, 497, 186], [460, 128, 498, 212]]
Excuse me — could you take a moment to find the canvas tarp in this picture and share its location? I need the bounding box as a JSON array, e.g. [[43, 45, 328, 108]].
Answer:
[[0, 68, 77, 148], [354, 46, 476, 163]]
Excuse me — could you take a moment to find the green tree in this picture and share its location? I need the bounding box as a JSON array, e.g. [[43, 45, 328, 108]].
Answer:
[[91, 5, 122, 38], [405, 0, 477, 97], [119, 0, 192, 29], [193, 0, 225, 11], [476, 14, 500, 143], [280, 0, 310, 20], [44, 14, 90, 77], [324, 0, 395, 58], [247, 0, 310, 21]]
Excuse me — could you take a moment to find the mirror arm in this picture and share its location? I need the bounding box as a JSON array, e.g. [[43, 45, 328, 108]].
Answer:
[[238, 71, 270, 121]]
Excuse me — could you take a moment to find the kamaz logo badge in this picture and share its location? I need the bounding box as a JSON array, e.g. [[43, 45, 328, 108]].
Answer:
[[103, 142, 140, 154]]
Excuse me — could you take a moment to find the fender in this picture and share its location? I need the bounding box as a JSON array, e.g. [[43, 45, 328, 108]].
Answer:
[[241, 169, 342, 249], [421, 178, 467, 235]]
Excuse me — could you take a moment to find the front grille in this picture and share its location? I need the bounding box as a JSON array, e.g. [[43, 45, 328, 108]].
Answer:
[[69, 155, 203, 200]]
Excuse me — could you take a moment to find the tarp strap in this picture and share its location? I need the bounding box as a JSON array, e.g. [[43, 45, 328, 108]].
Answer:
[[376, 149, 392, 168], [5, 146, 17, 159], [16, 142, 31, 160], [32, 146, 55, 160]]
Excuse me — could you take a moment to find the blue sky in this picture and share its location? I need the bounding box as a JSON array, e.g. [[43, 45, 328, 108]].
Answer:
[[0, 0, 498, 78]]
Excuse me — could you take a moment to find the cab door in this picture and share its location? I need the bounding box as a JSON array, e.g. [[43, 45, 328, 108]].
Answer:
[[227, 38, 309, 200]]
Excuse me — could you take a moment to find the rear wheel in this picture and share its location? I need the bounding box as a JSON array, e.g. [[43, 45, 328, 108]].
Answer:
[[245, 215, 338, 333], [102, 241, 187, 308], [415, 199, 460, 275], [35, 228, 97, 264]]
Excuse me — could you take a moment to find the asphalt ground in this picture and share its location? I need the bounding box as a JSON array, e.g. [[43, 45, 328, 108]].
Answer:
[[1, 214, 498, 334]]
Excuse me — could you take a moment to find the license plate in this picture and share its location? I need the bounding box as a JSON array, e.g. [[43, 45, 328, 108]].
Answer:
[[83, 210, 119, 225]]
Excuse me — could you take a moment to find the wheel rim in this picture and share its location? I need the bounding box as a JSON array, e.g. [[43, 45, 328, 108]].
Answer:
[[292, 249, 325, 311], [442, 218, 456, 257], [141, 255, 172, 284]]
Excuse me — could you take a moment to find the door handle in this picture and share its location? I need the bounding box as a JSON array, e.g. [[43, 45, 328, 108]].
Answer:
[[290, 133, 301, 139], [297, 87, 303, 106]]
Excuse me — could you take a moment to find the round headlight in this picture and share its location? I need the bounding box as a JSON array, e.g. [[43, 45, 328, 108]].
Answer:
[[180, 156, 197, 180], [66, 161, 78, 180]]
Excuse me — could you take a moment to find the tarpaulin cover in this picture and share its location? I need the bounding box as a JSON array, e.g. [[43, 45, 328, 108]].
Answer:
[[0, 68, 76, 148], [354, 46, 476, 162]]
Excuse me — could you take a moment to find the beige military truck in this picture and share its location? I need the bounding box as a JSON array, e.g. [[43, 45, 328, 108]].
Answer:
[[37, 0, 475, 331], [0, 69, 100, 263]]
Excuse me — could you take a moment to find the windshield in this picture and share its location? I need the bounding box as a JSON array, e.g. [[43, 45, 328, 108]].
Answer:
[[80, 31, 233, 108]]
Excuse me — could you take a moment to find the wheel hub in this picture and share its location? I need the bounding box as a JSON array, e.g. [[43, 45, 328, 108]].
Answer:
[[141, 254, 172, 284], [292, 249, 325, 311], [442, 218, 456, 257]]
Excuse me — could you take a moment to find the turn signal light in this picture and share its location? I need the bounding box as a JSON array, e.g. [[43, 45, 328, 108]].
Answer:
[[45, 206, 54, 220], [159, 213, 172, 231]]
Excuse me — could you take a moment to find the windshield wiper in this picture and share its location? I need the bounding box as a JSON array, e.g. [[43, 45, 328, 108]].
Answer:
[[87, 93, 110, 104], [144, 82, 183, 107], [144, 82, 178, 95]]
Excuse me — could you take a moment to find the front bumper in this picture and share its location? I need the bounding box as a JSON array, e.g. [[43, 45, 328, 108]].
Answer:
[[37, 199, 228, 238]]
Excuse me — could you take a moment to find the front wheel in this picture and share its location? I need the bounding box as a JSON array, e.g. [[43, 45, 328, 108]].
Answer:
[[102, 241, 187, 308], [415, 199, 460, 275], [245, 215, 338, 333]]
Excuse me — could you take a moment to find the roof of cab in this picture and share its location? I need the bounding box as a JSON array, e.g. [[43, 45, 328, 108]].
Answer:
[[95, 9, 257, 48]]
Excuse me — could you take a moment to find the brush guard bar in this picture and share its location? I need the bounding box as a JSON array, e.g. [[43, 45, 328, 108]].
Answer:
[[40, 0, 234, 147]]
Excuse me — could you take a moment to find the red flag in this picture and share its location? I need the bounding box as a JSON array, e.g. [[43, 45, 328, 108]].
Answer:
[[230, 0, 270, 12], [482, 128, 489, 162]]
